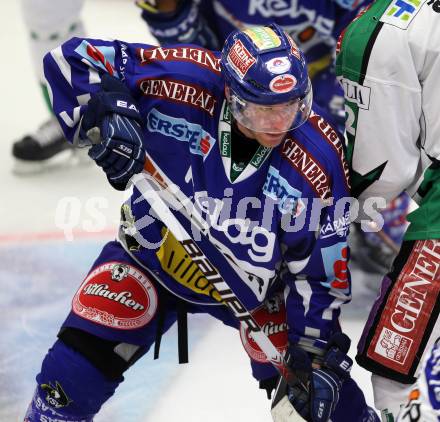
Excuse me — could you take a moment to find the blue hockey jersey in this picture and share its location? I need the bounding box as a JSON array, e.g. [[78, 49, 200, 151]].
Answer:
[[44, 38, 352, 352]]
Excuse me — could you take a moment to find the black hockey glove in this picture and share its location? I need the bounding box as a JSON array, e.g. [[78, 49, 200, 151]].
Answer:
[[80, 74, 146, 190], [272, 333, 353, 422], [137, 0, 220, 50]]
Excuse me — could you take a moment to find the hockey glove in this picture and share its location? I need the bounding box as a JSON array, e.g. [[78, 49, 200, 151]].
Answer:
[[80, 74, 146, 190], [284, 333, 352, 421], [137, 0, 220, 50]]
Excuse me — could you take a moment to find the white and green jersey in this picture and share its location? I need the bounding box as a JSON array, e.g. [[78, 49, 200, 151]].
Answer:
[[336, 0, 440, 240]]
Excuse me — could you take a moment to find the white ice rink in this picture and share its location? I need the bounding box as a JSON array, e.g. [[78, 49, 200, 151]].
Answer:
[[0, 2, 378, 421]]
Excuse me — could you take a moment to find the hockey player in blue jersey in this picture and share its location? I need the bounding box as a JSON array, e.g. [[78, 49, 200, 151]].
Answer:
[[13, 0, 370, 170], [24, 24, 378, 421], [137, 0, 410, 278]]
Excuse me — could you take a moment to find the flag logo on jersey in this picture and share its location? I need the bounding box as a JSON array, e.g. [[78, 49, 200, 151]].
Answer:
[[286, 34, 301, 60], [72, 262, 158, 330], [75, 40, 116, 76]]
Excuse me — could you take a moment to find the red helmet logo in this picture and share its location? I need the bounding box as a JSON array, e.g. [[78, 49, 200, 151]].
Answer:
[[269, 74, 297, 93]]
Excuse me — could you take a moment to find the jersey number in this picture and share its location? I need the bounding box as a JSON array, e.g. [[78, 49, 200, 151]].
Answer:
[[427, 0, 440, 13], [344, 104, 356, 136]]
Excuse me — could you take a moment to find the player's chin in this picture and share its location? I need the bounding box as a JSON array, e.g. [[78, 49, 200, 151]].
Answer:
[[256, 132, 286, 148]]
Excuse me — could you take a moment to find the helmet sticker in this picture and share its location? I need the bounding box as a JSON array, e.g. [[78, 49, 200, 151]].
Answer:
[[243, 27, 281, 51], [227, 40, 256, 79], [265, 57, 292, 75], [286, 34, 301, 60], [269, 74, 297, 93]]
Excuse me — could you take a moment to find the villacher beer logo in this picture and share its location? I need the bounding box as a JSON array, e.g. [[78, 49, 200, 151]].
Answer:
[[240, 295, 288, 363], [72, 262, 158, 330], [269, 74, 296, 93]]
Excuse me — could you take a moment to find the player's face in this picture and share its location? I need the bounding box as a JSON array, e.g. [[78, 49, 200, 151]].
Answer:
[[242, 101, 299, 135], [235, 121, 287, 148], [226, 86, 303, 139]]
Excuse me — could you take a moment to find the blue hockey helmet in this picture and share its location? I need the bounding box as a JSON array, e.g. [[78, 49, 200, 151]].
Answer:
[[221, 23, 312, 133]]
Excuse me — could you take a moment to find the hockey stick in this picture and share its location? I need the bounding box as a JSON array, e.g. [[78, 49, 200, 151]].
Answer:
[[130, 170, 307, 421], [366, 221, 400, 254]]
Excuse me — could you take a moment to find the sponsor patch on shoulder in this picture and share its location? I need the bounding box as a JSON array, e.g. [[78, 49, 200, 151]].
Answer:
[[74, 40, 116, 76], [282, 138, 332, 202], [137, 46, 221, 74], [380, 0, 427, 29], [339, 78, 370, 110], [72, 262, 158, 330]]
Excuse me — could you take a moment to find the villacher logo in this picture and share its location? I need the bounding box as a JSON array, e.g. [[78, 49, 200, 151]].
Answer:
[[72, 262, 158, 330]]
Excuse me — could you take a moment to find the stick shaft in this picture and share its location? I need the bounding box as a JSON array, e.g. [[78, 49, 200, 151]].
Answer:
[[131, 172, 295, 383]]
